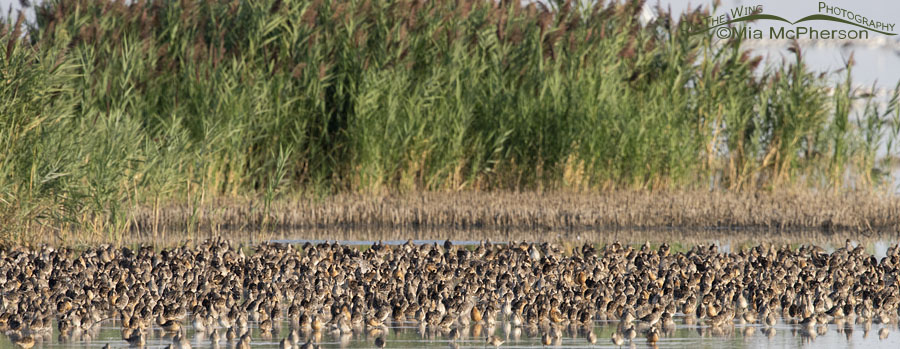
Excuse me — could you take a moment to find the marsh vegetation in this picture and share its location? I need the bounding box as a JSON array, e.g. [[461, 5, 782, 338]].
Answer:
[[1, 0, 899, 242]]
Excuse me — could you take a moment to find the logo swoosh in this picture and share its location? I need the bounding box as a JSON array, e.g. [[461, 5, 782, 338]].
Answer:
[[690, 14, 793, 35]]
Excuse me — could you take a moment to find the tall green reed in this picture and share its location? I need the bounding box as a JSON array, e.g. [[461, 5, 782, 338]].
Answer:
[[0, 0, 896, 241]]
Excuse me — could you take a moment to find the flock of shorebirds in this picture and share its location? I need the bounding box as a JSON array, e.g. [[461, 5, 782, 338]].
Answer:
[[0, 238, 899, 348]]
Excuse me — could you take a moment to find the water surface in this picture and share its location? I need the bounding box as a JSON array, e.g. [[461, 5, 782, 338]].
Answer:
[[4, 316, 899, 348]]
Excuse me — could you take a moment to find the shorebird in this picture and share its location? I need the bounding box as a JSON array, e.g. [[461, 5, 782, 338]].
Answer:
[[611, 331, 625, 346], [486, 335, 504, 347], [124, 330, 145, 347], [646, 327, 660, 343], [0, 238, 898, 349], [236, 333, 251, 349], [173, 331, 192, 349], [13, 335, 35, 349], [624, 325, 637, 341], [541, 332, 553, 346]]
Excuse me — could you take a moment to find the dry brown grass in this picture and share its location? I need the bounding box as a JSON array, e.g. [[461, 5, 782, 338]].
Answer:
[[134, 191, 899, 230], [18, 190, 874, 245]]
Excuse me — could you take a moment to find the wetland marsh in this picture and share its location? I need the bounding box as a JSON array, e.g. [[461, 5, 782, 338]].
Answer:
[[4, 0, 900, 242], [2, 239, 900, 348], [3, 1, 900, 348]]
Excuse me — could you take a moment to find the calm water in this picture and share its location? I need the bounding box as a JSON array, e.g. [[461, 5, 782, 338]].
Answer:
[[3, 317, 899, 348]]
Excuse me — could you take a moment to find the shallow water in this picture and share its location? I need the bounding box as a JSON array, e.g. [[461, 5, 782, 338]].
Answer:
[[4, 316, 900, 348], [3, 238, 899, 349]]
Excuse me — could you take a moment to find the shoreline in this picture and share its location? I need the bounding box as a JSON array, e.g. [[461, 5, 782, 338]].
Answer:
[[23, 190, 900, 245]]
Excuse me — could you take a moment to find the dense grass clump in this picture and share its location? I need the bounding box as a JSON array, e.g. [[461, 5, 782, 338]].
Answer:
[[0, 0, 898, 241]]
